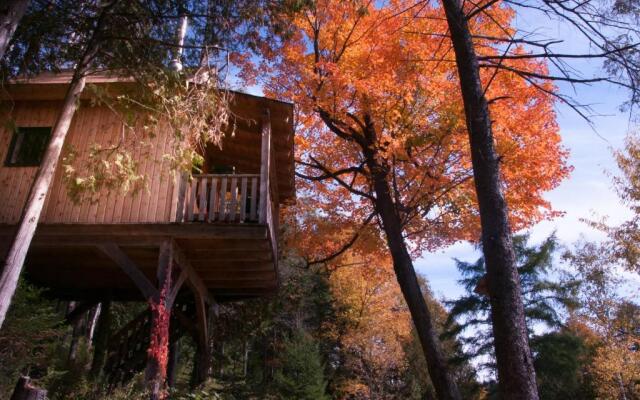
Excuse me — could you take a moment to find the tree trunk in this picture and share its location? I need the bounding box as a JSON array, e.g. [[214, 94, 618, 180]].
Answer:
[[86, 304, 101, 344], [90, 300, 111, 378], [0, 0, 30, 60], [243, 340, 249, 378], [440, 0, 539, 398], [0, 4, 107, 328], [68, 302, 85, 364], [10, 376, 46, 400], [360, 118, 461, 400], [0, 69, 88, 328]]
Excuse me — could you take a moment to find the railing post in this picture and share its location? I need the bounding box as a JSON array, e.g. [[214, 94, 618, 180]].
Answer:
[[171, 172, 188, 222], [259, 110, 271, 224]]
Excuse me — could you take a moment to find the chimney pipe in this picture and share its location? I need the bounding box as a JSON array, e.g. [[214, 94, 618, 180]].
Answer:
[[169, 13, 188, 72]]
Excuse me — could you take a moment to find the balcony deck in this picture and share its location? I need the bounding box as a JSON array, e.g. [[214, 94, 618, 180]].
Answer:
[[0, 222, 276, 300]]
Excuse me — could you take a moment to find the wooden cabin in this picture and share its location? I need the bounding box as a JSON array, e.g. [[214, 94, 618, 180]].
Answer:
[[0, 72, 294, 302], [0, 72, 295, 383]]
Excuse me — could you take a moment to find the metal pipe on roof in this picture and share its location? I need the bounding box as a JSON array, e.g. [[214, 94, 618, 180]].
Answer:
[[169, 13, 189, 72]]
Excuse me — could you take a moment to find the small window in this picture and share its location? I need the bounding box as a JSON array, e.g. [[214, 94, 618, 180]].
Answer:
[[5, 127, 52, 167]]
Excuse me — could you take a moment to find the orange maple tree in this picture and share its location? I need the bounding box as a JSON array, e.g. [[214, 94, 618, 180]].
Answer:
[[256, 0, 568, 247], [242, 0, 570, 396], [258, 2, 569, 265]]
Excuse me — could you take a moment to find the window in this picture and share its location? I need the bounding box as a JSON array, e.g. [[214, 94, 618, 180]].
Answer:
[[5, 127, 52, 167]]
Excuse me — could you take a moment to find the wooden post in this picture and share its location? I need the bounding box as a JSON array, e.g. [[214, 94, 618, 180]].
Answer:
[[145, 240, 173, 400], [166, 340, 179, 388], [192, 293, 210, 385], [0, 3, 111, 327], [171, 172, 188, 222], [258, 110, 271, 224]]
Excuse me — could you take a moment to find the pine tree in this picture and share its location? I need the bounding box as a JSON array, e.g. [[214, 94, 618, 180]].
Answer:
[[445, 234, 578, 374], [272, 331, 329, 400], [0, 279, 64, 397], [532, 330, 596, 400]]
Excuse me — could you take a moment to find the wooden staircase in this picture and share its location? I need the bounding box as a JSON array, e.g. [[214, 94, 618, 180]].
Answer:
[[103, 299, 197, 385]]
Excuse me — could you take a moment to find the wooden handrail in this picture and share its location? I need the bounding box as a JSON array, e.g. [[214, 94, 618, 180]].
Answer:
[[190, 173, 259, 178]]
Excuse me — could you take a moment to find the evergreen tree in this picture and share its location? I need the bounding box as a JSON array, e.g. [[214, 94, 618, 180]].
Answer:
[[272, 331, 329, 400], [532, 330, 597, 400], [0, 279, 64, 397], [445, 234, 578, 374]]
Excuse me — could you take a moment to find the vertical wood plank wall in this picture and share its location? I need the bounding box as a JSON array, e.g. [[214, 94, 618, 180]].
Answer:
[[0, 101, 175, 224]]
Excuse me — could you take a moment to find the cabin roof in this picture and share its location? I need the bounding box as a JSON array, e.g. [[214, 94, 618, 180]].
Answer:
[[1, 71, 296, 201]]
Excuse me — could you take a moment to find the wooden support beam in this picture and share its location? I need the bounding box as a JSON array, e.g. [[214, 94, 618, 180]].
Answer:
[[193, 291, 210, 385], [156, 240, 173, 297], [171, 240, 215, 306], [166, 269, 186, 309], [98, 243, 158, 300], [146, 239, 174, 400], [9, 223, 269, 242]]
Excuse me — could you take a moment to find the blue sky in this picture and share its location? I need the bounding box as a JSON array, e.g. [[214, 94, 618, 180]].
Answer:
[[419, 9, 639, 301]]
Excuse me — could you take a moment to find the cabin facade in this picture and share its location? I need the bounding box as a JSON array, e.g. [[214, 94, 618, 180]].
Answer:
[[0, 73, 295, 384], [0, 73, 294, 299]]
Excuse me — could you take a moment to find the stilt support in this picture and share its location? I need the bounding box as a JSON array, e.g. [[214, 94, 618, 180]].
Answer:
[[145, 240, 173, 400], [99, 239, 216, 395]]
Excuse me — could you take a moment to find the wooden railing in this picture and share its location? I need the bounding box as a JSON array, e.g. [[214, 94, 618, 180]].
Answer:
[[178, 174, 261, 223]]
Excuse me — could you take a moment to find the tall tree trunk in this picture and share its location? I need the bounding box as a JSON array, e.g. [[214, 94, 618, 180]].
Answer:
[[68, 301, 85, 364], [0, 0, 30, 60], [360, 117, 461, 400], [86, 303, 101, 344], [0, 4, 108, 328], [440, 0, 539, 398], [243, 340, 249, 378], [90, 301, 111, 379]]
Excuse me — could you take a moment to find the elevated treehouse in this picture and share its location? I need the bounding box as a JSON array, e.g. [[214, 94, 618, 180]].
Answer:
[[0, 73, 295, 382]]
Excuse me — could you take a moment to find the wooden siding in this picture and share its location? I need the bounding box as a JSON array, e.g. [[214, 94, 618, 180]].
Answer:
[[0, 101, 175, 224]]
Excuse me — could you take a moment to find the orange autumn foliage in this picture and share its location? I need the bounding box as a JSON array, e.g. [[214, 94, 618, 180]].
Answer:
[[326, 252, 413, 397], [249, 0, 570, 258]]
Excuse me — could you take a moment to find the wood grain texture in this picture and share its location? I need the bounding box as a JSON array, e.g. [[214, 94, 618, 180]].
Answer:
[[0, 102, 178, 225]]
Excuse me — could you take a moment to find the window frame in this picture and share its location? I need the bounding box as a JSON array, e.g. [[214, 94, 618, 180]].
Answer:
[[4, 126, 52, 167]]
